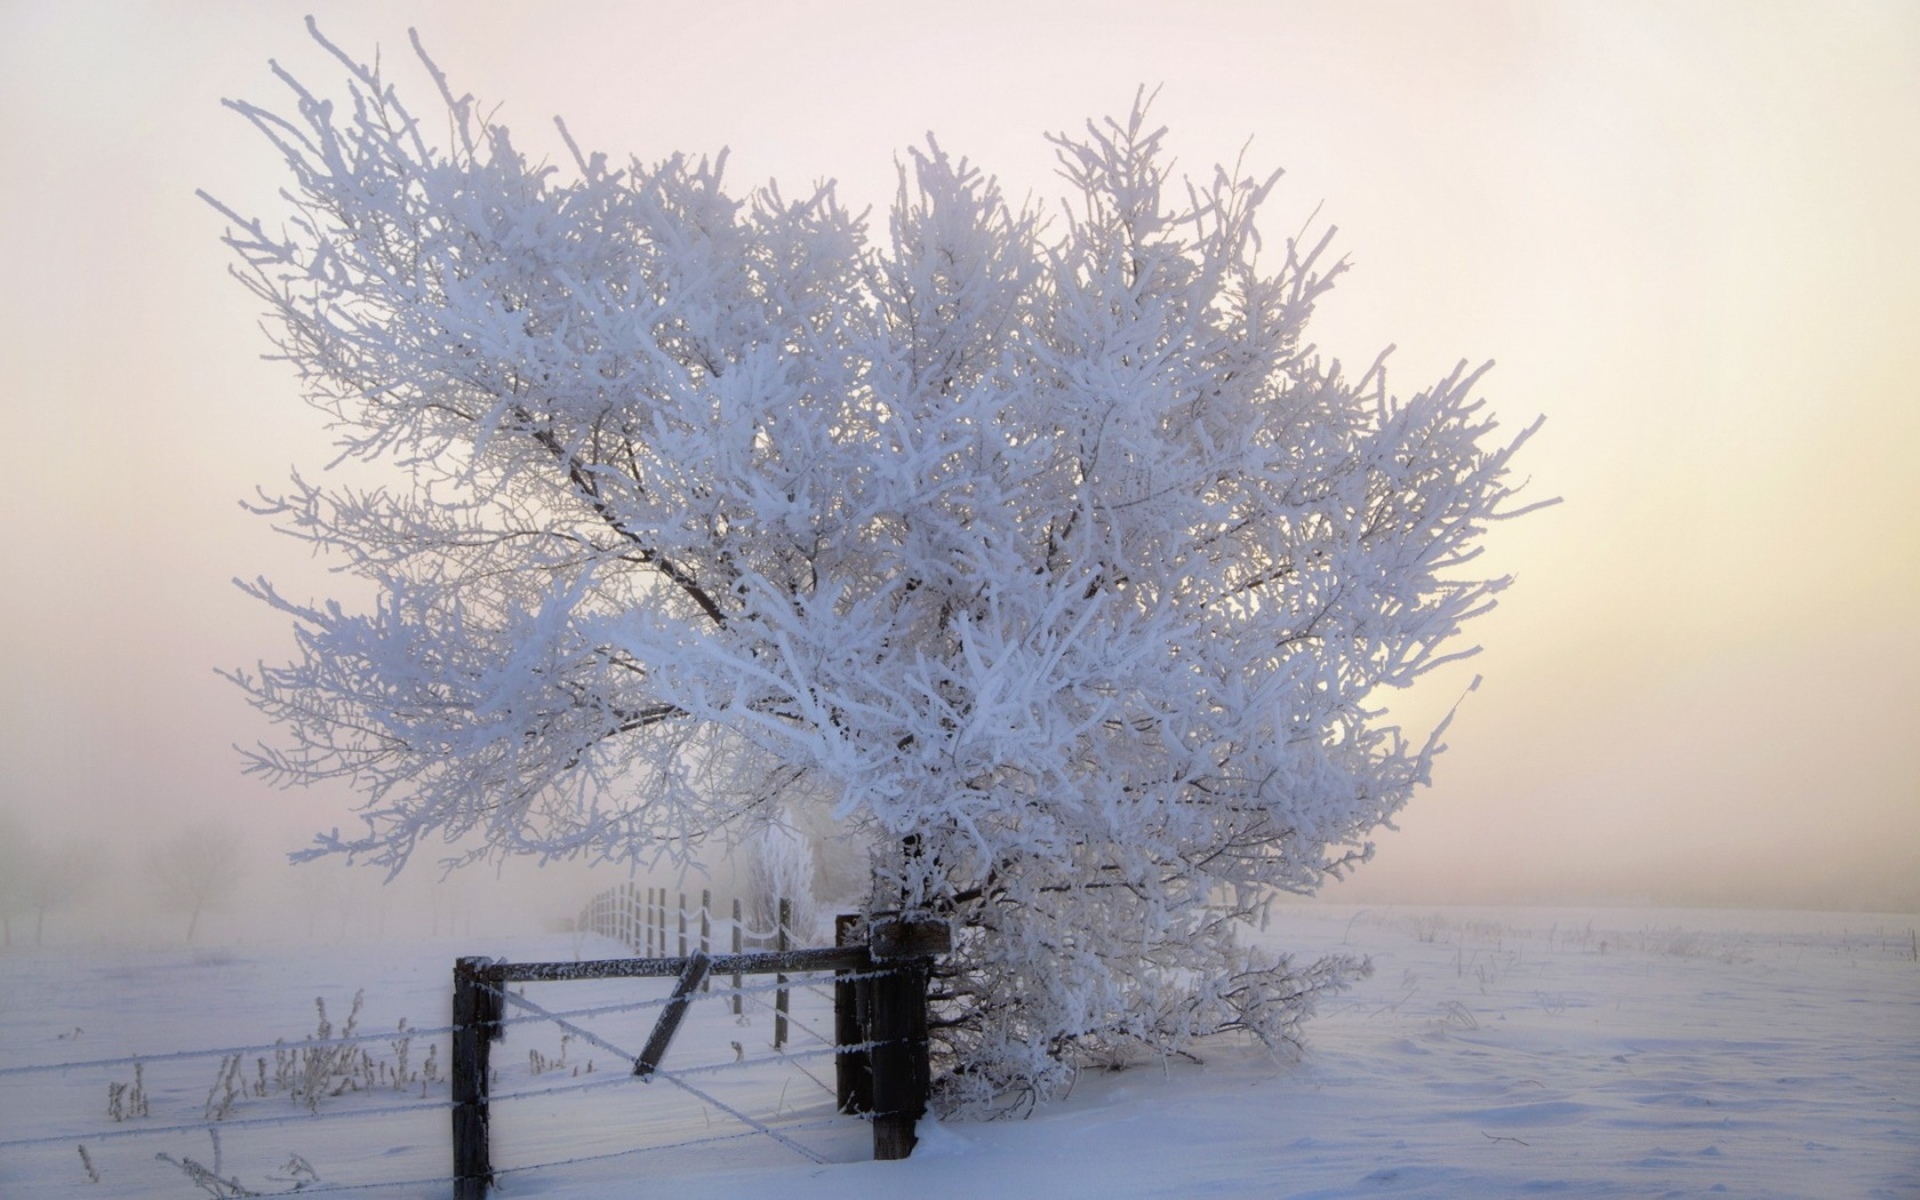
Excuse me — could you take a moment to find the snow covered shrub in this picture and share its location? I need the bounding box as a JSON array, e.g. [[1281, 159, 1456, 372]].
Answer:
[[209, 24, 1545, 1114]]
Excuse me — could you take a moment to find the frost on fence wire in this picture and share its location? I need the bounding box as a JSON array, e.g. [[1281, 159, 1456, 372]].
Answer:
[[2, 964, 866, 1195], [447, 914, 943, 1194], [449, 945, 924, 1198], [0, 987, 460, 1196]]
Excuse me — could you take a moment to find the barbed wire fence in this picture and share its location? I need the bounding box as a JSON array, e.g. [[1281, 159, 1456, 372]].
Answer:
[[0, 893, 939, 1197], [448, 897, 944, 1198]]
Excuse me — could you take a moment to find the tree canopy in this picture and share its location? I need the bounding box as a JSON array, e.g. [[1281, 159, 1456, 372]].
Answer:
[[210, 22, 1544, 1111]]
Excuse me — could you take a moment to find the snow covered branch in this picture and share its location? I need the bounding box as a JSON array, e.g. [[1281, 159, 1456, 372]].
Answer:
[[209, 25, 1546, 1111]]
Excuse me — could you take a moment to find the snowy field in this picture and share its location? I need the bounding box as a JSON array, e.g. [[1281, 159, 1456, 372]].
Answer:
[[3, 905, 1915, 1198]]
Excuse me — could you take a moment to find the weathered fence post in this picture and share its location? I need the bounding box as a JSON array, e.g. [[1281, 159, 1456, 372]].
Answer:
[[700, 889, 712, 991], [452, 956, 502, 1199], [731, 898, 744, 1016], [866, 914, 950, 1161], [774, 898, 791, 1049], [678, 892, 688, 957], [633, 950, 713, 1078], [833, 913, 871, 1116]]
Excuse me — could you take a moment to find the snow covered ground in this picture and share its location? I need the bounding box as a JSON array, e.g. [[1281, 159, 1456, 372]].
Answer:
[[3, 905, 1915, 1198]]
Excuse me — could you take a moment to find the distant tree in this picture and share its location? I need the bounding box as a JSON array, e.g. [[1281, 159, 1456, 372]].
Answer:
[[0, 813, 96, 946], [147, 822, 246, 944], [28, 842, 96, 946], [0, 811, 29, 947], [210, 27, 1545, 1113]]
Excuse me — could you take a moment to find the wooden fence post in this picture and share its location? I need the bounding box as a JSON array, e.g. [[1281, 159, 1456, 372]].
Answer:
[[866, 915, 949, 1161], [678, 892, 688, 957], [731, 898, 743, 1016], [700, 889, 712, 991], [867, 960, 929, 1160], [633, 951, 713, 1078], [774, 898, 791, 1050], [452, 956, 501, 1199], [833, 914, 871, 1115]]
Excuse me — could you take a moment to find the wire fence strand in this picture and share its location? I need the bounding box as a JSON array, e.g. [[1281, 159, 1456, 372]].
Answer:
[[0, 962, 884, 1080], [0, 1025, 458, 1078], [13, 908, 877, 1193], [0, 1097, 453, 1152], [486, 981, 835, 1165]]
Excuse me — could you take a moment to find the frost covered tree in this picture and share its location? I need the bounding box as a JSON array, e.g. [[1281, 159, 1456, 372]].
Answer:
[[210, 25, 1545, 1112], [26, 842, 96, 947], [0, 812, 96, 947], [745, 807, 819, 945]]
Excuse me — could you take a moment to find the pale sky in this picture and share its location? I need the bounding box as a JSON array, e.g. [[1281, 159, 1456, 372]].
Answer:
[[1, 0, 1914, 916]]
